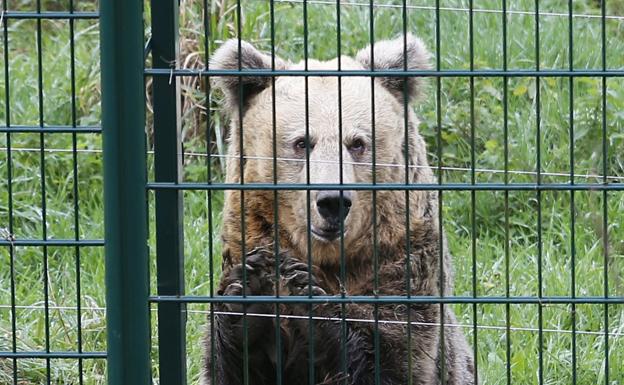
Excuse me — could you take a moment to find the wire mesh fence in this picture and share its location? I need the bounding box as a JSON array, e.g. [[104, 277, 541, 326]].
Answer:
[[141, 1, 624, 384], [146, 1, 622, 383], [2, 0, 624, 384], [0, 0, 104, 384]]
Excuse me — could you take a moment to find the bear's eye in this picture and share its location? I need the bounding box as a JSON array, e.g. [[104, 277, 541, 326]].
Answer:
[[293, 138, 313, 152], [348, 139, 366, 155]]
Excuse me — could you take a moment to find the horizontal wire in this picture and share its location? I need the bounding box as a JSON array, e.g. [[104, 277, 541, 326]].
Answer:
[[272, 0, 624, 21], [0, 147, 102, 154], [150, 295, 624, 304], [1, 304, 620, 338], [0, 238, 104, 247], [0, 304, 108, 312], [0, 126, 101, 133], [2, 147, 620, 182], [211, 310, 624, 338], [0, 351, 106, 359], [0, 10, 99, 20], [4, 2, 621, 22], [145, 68, 624, 77], [190, 152, 624, 182], [147, 182, 624, 191]]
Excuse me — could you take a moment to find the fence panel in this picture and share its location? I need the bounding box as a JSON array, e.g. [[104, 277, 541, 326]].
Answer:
[[144, 1, 624, 384], [1, 1, 105, 384]]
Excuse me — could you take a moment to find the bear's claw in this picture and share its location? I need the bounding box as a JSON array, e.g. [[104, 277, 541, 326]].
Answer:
[[279, 259, 326, 297]]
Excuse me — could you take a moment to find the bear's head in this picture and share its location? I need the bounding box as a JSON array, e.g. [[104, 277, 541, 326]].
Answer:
[[212, 35, 436, 267]]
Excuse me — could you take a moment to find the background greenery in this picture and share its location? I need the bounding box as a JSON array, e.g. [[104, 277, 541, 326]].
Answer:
[[0, 0, 623, 384]]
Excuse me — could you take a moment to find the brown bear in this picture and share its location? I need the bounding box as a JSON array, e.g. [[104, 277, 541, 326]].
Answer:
[[202, 34, 474, 385]]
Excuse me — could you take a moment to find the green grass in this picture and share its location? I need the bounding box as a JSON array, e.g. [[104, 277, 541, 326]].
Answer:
[[1, 0, 623, 384]]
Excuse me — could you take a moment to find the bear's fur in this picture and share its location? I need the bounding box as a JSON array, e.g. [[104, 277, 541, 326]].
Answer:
[[202, 34, 474, 385]]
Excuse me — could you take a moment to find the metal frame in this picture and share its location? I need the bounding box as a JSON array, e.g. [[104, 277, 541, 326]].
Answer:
[[150, 0, 187, 383], [101, 1, 150, 384]]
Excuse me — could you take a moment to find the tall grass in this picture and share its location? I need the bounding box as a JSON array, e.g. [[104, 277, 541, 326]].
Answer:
[[0, 0, 623, 384]]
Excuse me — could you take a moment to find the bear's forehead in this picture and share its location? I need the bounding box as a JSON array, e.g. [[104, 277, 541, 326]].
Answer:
[[272, 56, 393, 101], [275, 76, 373, 100], [250, 80, 397, 126], [243, 56, 404, 132], [289, 56, 363, 71]]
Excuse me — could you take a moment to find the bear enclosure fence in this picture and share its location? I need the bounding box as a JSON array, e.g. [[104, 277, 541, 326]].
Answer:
[[1, 1, 104, 385], [2, 0, 624, 385]]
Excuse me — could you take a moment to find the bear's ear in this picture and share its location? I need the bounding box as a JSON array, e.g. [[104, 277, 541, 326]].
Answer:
[[210, 39, 286, 113], [355, 33, 431, 102]]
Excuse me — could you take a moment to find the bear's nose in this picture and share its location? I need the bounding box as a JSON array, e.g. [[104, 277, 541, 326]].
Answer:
[[316, 190, 352, 225]]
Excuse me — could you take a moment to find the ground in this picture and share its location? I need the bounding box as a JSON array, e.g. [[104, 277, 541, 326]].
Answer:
[[0, 0, 623, 384]]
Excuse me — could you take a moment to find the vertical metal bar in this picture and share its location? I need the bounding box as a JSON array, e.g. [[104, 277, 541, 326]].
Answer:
[[468, 2, 478, 383], [202, 2, 216, 383], [203, 0, 211, 186], [367, 2, 381, 385], [601, 2, 609, 384], [501, 2, 511, 385], [68, 1, 84, 383], [149, 1, 187, 384], [567, 2, 577, 384], [35, 0, 51, 382], [335, 3, 347, 384], [234, 2, 250, 384], [435, 1, 446, 383], [301, 3, 316, 384], [268, 0, 283, 383], [100, 0, 150, 383], [3, 2, 18, 382], [335, 0, 343, 266], [534, 2, 544, 384], [202, 3, 221, 385], [400, 2, 410, 385]]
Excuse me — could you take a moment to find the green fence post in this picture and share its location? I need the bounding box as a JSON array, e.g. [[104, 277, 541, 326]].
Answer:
[[150, 0, 187, 384], [100, 1, 150, 385]]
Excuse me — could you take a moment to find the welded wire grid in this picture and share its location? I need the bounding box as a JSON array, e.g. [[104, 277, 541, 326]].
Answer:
[[144, 0, 623, 385], [145, 0, 624, 384], [0, 1, 104, 385]]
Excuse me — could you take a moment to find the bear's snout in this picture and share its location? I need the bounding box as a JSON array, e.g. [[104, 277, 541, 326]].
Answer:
[[316, 190, 352, 223], [312, 190, 352, 241]]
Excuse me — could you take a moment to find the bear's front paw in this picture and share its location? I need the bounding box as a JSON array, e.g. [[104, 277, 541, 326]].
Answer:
[[279, 258, 326, 297], [218, 247, 276, 316]]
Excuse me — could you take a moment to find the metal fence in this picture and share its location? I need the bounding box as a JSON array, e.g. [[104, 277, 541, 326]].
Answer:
[[1, 0, 104, 384], [135, 1, 623, 384], [2, 0, 624, 384]]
